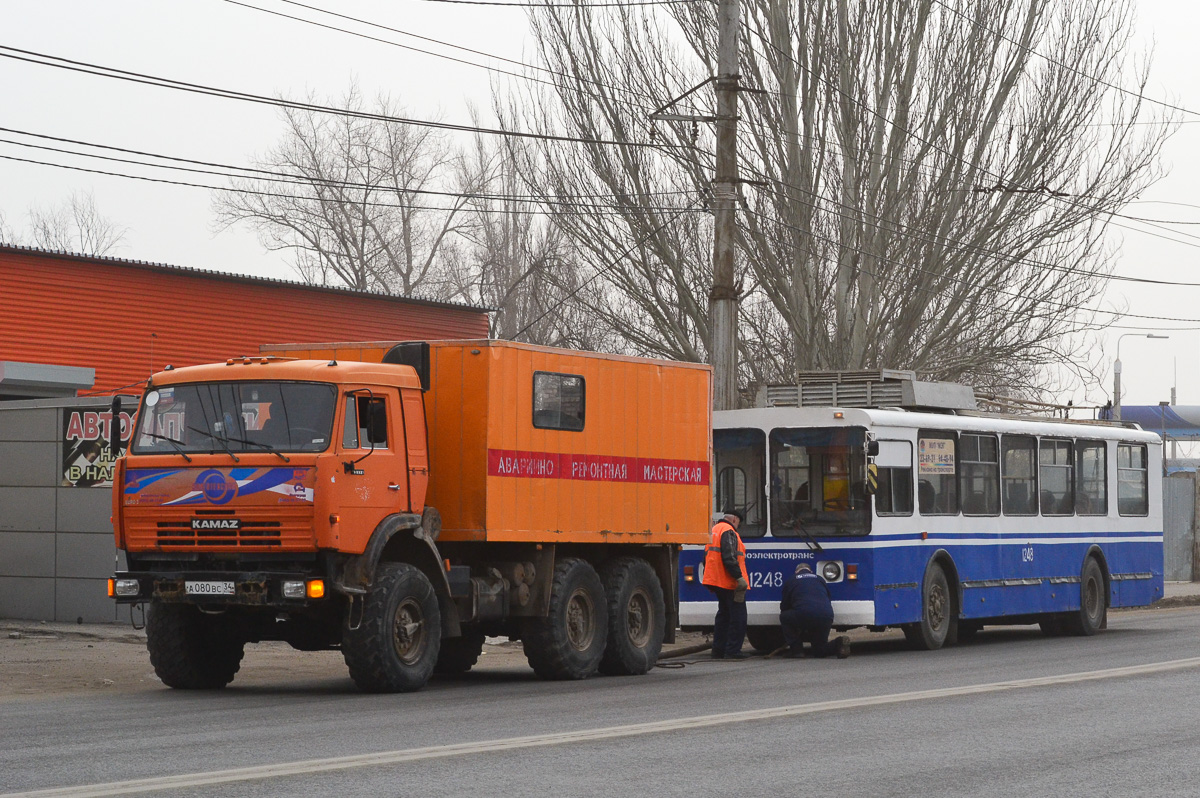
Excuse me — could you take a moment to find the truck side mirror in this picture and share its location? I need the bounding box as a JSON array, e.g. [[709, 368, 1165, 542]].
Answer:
[[110, 396, 123, 457], [866, 440, 880, 457]]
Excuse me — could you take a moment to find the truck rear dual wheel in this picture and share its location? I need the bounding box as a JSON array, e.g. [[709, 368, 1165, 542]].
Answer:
[[435, 632, 487, 675], [523, 558, 608, 680], [343, 563, 441, 693], [599, 557, 666, 676], [146, 602, 245, 689]]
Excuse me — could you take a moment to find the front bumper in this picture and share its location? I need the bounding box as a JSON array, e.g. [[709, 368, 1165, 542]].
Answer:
[[110, 570, 329, 607]]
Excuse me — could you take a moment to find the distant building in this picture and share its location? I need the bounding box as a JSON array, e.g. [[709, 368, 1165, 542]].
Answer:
[[0, 243, 489, 399]]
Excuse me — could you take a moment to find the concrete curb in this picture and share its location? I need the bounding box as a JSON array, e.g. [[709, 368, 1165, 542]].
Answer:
[[1147, 594, 1200, 610]]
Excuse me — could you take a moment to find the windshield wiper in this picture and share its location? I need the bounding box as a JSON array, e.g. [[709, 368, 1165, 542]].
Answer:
[[139, 432, 193, 463], [186, 426, 241, 463], [791, 517, 823, 552], [218, 434, 291, 463]]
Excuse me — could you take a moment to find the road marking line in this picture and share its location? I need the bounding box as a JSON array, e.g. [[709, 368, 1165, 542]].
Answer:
[[10, 655, 1200, 797]]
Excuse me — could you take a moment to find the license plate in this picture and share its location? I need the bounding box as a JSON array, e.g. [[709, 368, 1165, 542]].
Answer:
[[185, 580, 235, 596]]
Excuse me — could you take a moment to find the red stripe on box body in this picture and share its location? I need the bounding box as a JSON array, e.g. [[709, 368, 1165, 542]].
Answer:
[[487, 449, 709, 485]]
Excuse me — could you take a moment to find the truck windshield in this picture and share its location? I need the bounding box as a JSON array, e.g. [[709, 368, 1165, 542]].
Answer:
[[131, 381, 337, 455], [769, 426, 870, 537]]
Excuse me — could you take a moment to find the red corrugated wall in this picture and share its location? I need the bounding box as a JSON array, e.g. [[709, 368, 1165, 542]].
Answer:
[[0, 248, 490, 393]]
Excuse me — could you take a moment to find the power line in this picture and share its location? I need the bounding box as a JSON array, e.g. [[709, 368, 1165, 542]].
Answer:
[[0, 126, 697, 208], [0, 44, 674, 150], [932, 0, 1199, 119], [224, 0, 663, 113], [511, 203, 698, 339], [743, 205, 1200, 326], [739, 167, 1200, 287], [0, 152, 702, 220], [410, 0, 700, 6]]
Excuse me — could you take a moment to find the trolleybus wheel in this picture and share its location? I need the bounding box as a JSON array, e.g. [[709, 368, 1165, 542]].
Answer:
[[909, 561, 955, 650], [523, 558, 608, 680], [957, 621, 982, 642], [146, 602, 245, 689], [1065, 557, 1106, 636], [598, 557, 666, 675], [343, 562, 441, 693]]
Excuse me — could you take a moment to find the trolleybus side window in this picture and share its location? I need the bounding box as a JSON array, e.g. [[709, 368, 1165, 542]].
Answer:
[[1076, 440, 1108, 516], [714, 428, 767, 538], [874, 440, 914, 516], [1117, 442, 1149, 516], [1002, 434, 1038, 516], [917, 431, 958, 515], [769, 427, 870, 536], [959, 433, 1000, 516], [1039, 438, 1075, 515]]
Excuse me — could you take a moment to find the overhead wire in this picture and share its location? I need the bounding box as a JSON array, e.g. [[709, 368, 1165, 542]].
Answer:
[[223, 0, 665, 113], [510, 201, 699, 339], [0, 125, 699, 208], [741, 205, 1200, 326], [409, 0, 701, 6], [0, 44, 675, 150], [931, 0, 1200, 118], [0, 151, 702, 219]]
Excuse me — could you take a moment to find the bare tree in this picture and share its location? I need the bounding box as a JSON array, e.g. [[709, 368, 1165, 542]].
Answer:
[[214, 84, 474, 299], [513, 0, 1171, 398], [26, 190, 127, 256], [0, 210, 15, 244]]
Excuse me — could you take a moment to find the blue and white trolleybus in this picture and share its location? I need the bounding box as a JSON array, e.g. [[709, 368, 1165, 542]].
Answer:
[[680, 380, 1164, 650]]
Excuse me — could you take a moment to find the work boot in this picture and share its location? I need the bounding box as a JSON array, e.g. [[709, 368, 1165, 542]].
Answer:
[[784, 647, 805, 659], [835, 636, 851, 659], [725, 652, 751, 660]]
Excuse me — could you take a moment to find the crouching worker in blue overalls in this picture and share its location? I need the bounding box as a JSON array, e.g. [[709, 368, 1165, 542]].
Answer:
[[779, 563, 850, 659]]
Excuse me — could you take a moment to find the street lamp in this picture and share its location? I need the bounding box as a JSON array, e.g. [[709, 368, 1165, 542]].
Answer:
[[1113, 333, 1169, 421]]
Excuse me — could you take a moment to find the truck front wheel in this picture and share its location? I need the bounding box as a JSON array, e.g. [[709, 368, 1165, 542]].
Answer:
[[146, 602, 245, 689], [598, 557, 665, 675], [523, 558, 608, 680], [343, 563, 441, 693]]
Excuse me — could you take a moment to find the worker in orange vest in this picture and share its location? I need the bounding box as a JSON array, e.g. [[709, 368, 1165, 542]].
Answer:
[[701, 509, 750, 659]]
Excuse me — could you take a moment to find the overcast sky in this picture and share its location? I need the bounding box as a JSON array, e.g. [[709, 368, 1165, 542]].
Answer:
[[2, 0, 1197, 411]]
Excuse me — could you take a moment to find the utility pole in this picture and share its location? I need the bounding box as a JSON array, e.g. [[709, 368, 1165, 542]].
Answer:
[[710, 0, 740, 411]]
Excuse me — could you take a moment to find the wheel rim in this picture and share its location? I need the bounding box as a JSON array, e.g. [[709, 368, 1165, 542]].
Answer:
[[1084, 574, 1100, 622], [927, 580, 947, 632], [565, 588, 596, 651], [392, 597, 427, 665], [626, 587, 652, 648]]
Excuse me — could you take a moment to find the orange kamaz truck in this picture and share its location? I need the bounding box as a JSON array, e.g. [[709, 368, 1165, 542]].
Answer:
[[109, 340, 711, 692]]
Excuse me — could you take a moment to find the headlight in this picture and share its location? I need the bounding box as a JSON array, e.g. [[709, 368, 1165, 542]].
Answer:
[[282, 580, 306, 599], [113, 579, 140, 597], [820, 561, 843, 583]]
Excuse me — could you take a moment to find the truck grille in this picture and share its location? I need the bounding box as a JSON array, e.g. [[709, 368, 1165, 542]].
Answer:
[[123, 508, 315, 551], [155, 519, 283, 547]]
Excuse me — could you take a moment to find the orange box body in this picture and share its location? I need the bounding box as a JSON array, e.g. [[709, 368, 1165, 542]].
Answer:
[[260, 340, 713, 546]]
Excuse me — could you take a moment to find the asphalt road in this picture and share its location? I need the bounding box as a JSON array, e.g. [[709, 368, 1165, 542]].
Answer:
[[5, 608, 1200, 798]]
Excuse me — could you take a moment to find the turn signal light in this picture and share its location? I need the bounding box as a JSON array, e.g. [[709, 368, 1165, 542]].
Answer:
[[107, 578, 114, 597], [683, 565, 695, 583], [847, 564, 858, 581], [306, 580, 325, 599]]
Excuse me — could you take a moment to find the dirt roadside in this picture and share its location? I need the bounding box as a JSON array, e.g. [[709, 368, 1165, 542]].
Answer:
[[0, 622, 711, 700]]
